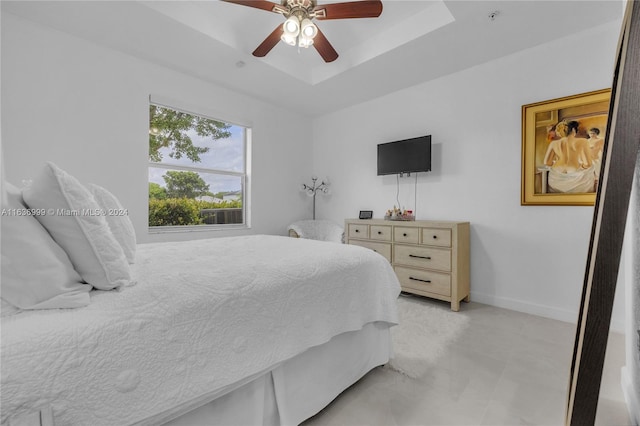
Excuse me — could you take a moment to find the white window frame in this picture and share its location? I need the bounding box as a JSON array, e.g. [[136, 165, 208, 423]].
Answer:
[[147, 100, 251, 234]]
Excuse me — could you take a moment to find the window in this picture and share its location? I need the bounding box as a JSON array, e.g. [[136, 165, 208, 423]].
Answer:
[[148, 103, 249, 231]]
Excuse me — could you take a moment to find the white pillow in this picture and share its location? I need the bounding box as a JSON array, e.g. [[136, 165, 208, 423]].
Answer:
[[87, 183, 136, 264], [1, 182, 91, 311], [22, 162, 132, 290]]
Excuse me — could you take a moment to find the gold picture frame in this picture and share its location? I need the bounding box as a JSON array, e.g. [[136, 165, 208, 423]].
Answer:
[[521, 89, 611, 206]]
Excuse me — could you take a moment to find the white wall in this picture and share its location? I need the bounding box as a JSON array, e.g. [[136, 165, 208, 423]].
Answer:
[[312, 20, 627, 330], [1, 9, 629, 330], [1, 12, 313, 243]]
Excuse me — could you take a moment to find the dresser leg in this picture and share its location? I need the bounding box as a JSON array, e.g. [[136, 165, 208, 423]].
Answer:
[[463, 295, 470, 303], [451, 300, 460, 311]]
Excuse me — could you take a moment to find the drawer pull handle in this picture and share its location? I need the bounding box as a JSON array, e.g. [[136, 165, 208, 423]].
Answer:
[[433, 235, 437, 239], [378, 231, 382, 235], [409, 277, 431, 284], [409, 254, 431, 260], [355, 229, 360, 233], [403, 233, 407, 237]]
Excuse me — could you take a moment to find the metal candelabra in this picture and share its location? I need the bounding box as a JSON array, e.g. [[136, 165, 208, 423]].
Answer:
[[300, 176, 330, 220]]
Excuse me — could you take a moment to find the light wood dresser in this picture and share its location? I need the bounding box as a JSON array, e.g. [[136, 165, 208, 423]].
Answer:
[[345, 219, 470, 311]]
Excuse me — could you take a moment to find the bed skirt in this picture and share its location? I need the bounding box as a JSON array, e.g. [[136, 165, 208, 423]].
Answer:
[[148, 321, 392, 426]]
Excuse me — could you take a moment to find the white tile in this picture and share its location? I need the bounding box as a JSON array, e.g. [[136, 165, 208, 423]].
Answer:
[[303, 301, 630, 426]]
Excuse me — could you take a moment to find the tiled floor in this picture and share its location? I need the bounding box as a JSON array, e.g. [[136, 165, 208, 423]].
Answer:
[[304, 296, 631, 426]]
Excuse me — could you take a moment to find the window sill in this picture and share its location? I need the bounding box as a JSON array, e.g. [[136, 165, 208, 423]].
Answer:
[[148, 224, 249, 234]]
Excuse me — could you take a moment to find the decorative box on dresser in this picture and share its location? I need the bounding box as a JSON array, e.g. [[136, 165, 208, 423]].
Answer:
[[345, 219, 470, 311]]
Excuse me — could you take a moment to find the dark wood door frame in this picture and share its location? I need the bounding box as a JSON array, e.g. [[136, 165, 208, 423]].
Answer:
[[566, 1, 640, 424]]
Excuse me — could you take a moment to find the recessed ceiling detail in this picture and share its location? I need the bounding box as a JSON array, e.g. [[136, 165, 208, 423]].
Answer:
[[1, 1, 624, 117], [142, 0, 455, 85]]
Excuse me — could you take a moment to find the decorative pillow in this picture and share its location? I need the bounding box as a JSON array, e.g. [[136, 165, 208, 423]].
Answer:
[[22, 162, 132, 290], [1, 182, 91, 311], [87, 183, 136, 264]]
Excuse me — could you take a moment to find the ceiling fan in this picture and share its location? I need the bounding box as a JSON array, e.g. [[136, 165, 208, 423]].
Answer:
[[221, 0, 383, 63]]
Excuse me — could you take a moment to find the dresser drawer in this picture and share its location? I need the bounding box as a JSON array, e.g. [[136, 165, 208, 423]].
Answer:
[[349, 240, 391, 262], [370, 225, 392, 241], [395, 266, 451, 297], [345, 218, 469, 312], [393, 226, 420, 244], [348, 223, 369, 239], [422, 228, 452, 247], [393, 244, 451, 272]]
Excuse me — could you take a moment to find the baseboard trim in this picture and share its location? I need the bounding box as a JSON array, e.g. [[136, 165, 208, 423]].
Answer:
[[469, 291, 625, 333]]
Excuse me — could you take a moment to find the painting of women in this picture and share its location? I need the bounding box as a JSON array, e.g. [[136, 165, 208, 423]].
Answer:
[[521, 89, 610, 205], [543, 120, 596, 193]]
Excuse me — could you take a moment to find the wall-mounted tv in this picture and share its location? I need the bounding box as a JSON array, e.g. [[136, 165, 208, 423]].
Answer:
[[377, 135, 432, 176]]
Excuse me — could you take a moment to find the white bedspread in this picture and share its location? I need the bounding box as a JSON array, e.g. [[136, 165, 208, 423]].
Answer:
[[1, 235, 400, 425]]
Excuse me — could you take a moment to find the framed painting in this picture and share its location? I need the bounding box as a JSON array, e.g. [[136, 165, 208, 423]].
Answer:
[[521, 89, 611, 206]]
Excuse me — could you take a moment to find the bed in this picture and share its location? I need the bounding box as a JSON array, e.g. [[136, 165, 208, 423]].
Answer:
[[1, 162, 400, 425], [1, 234, 400, 425]]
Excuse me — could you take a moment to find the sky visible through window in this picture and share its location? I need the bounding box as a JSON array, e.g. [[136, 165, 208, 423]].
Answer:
[[149, 125, 245, 194]]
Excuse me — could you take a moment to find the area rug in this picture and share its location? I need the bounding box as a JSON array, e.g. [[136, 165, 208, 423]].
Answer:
[[387, 295, 471, 378]]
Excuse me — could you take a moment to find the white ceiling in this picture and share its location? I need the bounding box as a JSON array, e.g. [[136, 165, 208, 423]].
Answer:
[[2, 1, 623, 117]]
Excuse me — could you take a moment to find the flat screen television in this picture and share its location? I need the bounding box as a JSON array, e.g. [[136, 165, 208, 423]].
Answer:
[[377, 135, 431, 176]]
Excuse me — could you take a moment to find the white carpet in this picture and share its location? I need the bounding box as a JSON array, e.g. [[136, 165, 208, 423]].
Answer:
[[387, 295, 471, 378]]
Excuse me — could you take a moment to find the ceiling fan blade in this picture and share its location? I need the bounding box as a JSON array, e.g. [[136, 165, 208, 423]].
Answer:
[[314, 0, 383, 20], [221, 0, 286, 14], [313, 27, 339, 63], [252, 25, 284, 57]]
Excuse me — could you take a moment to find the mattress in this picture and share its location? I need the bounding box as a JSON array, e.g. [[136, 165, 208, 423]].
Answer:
[[1, 235, 400, 425]]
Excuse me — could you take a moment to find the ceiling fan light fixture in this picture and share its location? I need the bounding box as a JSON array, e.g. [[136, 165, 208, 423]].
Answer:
[[298, 35, 314, 48], [281, 33, 298, 46], [300, 18, 317, 38], [283, 16, 300, 36], [223, 0, 384, 62]]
